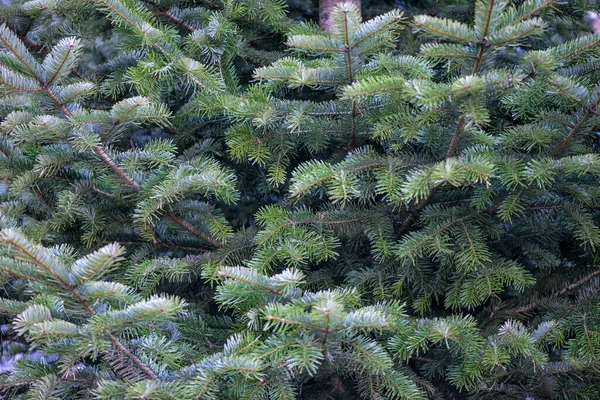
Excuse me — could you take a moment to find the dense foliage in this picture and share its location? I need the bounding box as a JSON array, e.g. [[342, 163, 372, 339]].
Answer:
[[1, 0, 600, 399]]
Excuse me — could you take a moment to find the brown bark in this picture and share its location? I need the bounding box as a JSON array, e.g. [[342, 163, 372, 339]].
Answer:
[[319, 0, 361, 31]]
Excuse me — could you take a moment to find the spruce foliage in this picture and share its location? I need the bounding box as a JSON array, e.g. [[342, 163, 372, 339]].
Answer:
[[0, 0, 600, 399]]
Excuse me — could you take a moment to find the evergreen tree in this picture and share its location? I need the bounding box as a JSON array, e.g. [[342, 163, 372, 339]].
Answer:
[[0, 0, 600, 399]]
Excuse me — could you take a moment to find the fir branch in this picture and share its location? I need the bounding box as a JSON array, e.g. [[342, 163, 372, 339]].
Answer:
[[167, 211, 222, 247], [512, 0, 554, 24], [45, 69, 222, 246], [95, 146, 142, 191], [340, 7, 358, 149], [446, 115, 467, 159], [549, 106, 596, 157], [397, 1, 500, 238], [489, 267, 600, 322], [145, 0, 196, 32], [553, 269, 600, 298], [395, 196, 432, 239], [0, 23, 43, 81], [158, 9, 196, 32], [0, 230, 158, 379], [2, 1, 600, 397]]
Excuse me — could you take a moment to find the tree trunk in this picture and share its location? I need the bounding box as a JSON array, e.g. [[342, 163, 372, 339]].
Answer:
[[319, 0, 361, 31]]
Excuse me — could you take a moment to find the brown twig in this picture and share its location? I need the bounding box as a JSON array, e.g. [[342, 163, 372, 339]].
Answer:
[[95, 146, 142, 190], [340, 8, 359, 150], [157, 10, 196, 32], [488, 268, 600, 322], [549, 109, 594, 157], [167, 212, 222, 247]]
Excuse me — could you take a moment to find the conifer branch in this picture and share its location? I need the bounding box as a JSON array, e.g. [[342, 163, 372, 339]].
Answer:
[[94, 146, 142, 190], [552, 268, 600, 298], [218, 271, 290, 298], [513, 0, 554, 23], [0, 24, 42, 81], [0, 232, 158, 380], [446, 32, 488, 159], [265, 316, 326, 331], [446, 1, 495, 158], [44, 39, 78, 85], [146, 0, 196, 32], [397, 3, 495, 238], [3, 20, 46, 55], [44, 72, 222, 246], [158, 10, 196, 32], [489, 267, 600, 321], [44, 84, 148, 196], [341, 7, 358, 149], [44, 85, 72, 116], [167, 211, 222, 247], [556, 35, 600, 62], [2, 1, 600, 397], [106, 333, 158, 379], [395, 196, 432, 239], [94, 0, 140, 31], [549, 108, 594, 157], [445, 116, 467, 159]]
